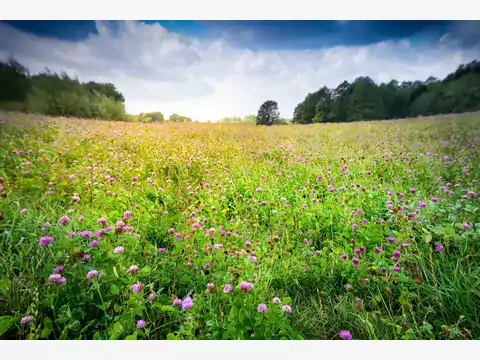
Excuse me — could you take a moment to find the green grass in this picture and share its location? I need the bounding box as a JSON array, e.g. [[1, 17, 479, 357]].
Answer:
[[0, 111, 479, 340]]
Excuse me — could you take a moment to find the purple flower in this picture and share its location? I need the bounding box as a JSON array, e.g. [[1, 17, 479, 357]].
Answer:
[[97, 217, 107, 225], [116, 220, 125, 228], [20, 208, 28, 213], [418, 201, 426, 208], [20, 316, 33, 324], [57, 215, 71, 225], [392, 250, 401, 257], [354, 248, 361, 254], [168, 228, 175, 235], [53, 265, 64, 274], [355, 297, 361, 303], [339, 330, 352, 340], [255, 188, 262, 193], [352, 257, 359, 265], [86, 270, 98, 279], [136, 319, 146, 329], [346, 284, 353, 292], [374, 247, 382, 253], [392, 266, 401, 273], [257, 303, 267, 313], [48, 274, 66, 285], [72, 195, 80, 203], [352, 224, 359, 231], [245, 241, 252, 248], [239, 281, 254, 292], [282, 305, 292, 313], [410, 188, 416, 194], [131, 282, 144, 294], [158, 248, 166, 253], [431, 197, 439, 203], [462, 223, 471, 229], [223, 284, 233, 293], [114, 246, 124, 254], [88, 239, 99, 248], [123, 210, 132, 219], [39, 236, 53, 246], [128, 265, 139, 274], [273, 297, 281, 304], [435, 245, 444, 251], [341, 253, 347, 260], [182, 296, 193, 311], [79, 231, 93, 239], [172, 298, 182, 306], [387, 237, 395, 243]]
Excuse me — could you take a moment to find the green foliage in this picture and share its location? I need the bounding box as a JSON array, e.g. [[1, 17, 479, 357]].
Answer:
[[256, 100, 280, 126], [293, 60, 480, 124], [168, 113, 192, 123], [0, 59, 126, 121]]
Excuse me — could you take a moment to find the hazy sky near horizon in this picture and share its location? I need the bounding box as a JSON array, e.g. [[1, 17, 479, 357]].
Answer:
[[1, 20, 479, 121]]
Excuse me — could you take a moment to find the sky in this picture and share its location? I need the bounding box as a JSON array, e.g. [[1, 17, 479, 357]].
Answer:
[[0, 20, 479, 121]]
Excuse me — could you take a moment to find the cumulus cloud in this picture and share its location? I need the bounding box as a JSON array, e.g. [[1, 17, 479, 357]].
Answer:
[[0, 20, 479, 121]]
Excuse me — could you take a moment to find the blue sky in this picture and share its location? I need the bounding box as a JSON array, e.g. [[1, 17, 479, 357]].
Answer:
[[0, 20, 459, 49], [0, 20, 479, 120]]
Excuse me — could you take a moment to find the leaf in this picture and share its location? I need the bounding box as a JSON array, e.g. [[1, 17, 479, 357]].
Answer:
[[161, 305, 176, 313], [282, 297, 292, 305], [424, 233, 432, 244], [126, 334, 137, 340], [140, 267, 152, 276], [113, 266, 119, 278], [68, 320, 81, 332], [0, 316, 13, 337], [166, 333, 177, 340], [0, 278, 11, 291], [109, 284, 120, 295], [93, 332, 102, 340]]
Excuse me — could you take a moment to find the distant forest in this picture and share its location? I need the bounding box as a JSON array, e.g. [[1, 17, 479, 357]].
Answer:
[[292, 60, 480, 124], [1, 58, 479, 124]]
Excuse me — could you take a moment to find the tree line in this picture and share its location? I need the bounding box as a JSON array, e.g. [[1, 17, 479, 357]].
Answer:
[[289, 60, 480, 124], [0, 58, 193, 123]]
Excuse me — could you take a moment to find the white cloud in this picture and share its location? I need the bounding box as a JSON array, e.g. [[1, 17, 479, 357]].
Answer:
[[0, 20, 479, 121]]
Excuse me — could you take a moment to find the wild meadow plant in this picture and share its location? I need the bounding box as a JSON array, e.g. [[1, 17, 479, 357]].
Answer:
[[0, 111, 479, 340]]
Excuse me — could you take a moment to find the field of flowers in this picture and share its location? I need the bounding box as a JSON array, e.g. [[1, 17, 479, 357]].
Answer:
[[0, 111, 479, 340]]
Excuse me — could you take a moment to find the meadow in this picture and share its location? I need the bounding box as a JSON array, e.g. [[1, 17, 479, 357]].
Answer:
[[0, 110, 479, 340]]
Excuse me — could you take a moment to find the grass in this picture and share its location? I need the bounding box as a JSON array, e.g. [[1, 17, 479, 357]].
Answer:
[[0, 110, 479, 340]]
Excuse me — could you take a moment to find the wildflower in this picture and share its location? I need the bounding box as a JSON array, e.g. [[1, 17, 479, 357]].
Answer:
[[346, 284, 353, 292], [435, 245, 445, 251], [182, 297, 193, 311], [116, 220, 125, 228], [355, 297, 361, 303], [53, 265, 64, 274], [58, 215, 71, 225], [341, 253, 347, 260], [20, 316, 33, 324], [88, 239, 99, 248], [128, 265, 139, 274], [256, 188, 262, 193], [39, 236, 53, 246], [82, 254, 90, 261], [79, 231, 93, 239], [273, 297, 281, 304], [239, 281, 254, 292], [410, 188, 416, 194], [173, 298, 182, 306], [136, 319, 146, 329], [20, 208, 27, 213], [48, 274, 66, 285], [97, 217, 107, 225], [86, 270, 98, 279], [387, 237, 395, 243], [431, 197, 439, 203], [168, 228, 175, 235], [132, 177, 139, 182], [392, 266, 401, 273], [158, 248, 166, 253], [392, 250, 401, 257], [148, 292, 155, 301], [223, 284, 233, 293], [339, 330, 352, 340], [462, 223, 471, 229], [352, 257, 359, 265], [354, 248, 361, 254], [418, 201, 426, 208], [123, 210, 132, 219], [352, 224, 359, 230], [257, 304, 267, 313], [114, 246, 124, 254], [245, 241, 252, 248], [203, 263, 211, 269], [374, 246, 382, 253], [282, 305, 292, 313], [131, 282, 144, 294], [207, 283, 215, 291], [72, 195, 80, 203], [95, 229, 105, 238]]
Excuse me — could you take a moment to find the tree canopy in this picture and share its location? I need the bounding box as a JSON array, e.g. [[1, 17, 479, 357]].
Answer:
[[292, 60, 480, 124], [256, 100, 280, 126]]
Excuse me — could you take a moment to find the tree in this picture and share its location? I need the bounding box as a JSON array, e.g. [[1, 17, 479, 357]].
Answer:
[[256, 100, 279, 126]]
